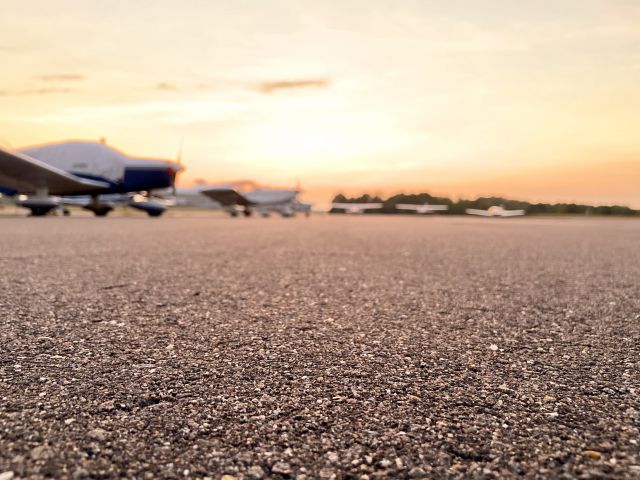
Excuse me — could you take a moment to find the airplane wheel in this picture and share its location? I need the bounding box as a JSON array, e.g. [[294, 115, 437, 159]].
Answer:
[[230, 211, 239, 217], [147, 210, 163, 217], [243, 209, 252, 217], [27, 205, 59, 216], [87, 204, 114, 217], [63, 209, 71, 216], [29, 208, 51, 217]]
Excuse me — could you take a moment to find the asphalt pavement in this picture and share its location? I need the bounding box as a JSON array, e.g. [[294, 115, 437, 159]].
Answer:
[[1, 215, 639, 479]]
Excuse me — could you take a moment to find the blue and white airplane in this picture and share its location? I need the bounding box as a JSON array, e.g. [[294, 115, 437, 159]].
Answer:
[[0, 139, 181, 217]]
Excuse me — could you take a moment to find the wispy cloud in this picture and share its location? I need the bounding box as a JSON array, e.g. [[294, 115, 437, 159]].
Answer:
[[36, 74, 85, 82], [156, 82, 179, 91], [156, 81, 219, 92], [257, 78, 331, 94], [151, 78, 331, 95], [0, 87, 75, 96]]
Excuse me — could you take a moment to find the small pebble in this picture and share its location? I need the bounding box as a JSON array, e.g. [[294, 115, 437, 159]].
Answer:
[[89, 428, 108, 441], [247, 466, 264, 479], [584, 450, 602, 460], [30, 446, 52, 461], [408, 467, 426, 478], [272, 462, 291, 475]]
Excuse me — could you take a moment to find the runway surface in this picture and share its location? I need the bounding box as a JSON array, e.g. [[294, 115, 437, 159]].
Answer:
[[1, 215, 639, 479]]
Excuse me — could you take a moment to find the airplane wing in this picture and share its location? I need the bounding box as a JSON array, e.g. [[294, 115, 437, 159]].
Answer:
[[501, 209, 526, 216], [0, 147, 109, 195], [199, 186, 250, 206], [465, 208, 491, 216]]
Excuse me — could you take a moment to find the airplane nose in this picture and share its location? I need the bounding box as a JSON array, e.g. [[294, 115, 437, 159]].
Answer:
[[168, 163, 182, 195], [167, 163, 182, 179]]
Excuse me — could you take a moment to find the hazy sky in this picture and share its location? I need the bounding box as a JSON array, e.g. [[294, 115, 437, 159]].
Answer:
[[1, 0, 639, 206]]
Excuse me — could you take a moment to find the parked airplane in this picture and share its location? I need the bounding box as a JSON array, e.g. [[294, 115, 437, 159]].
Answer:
[[174, 182, 226, 209], [331, 202, 383, 214], [396, 203, 448, 214], [177, 181, 311, 217], [0, 139, 181, 216], [465, 205, 526, 217]]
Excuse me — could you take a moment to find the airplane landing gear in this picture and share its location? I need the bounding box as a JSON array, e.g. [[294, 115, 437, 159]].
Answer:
[[28, 206, 57, 217], [82, 196, 115, 217], [84, 203, 114, 217], [15, 189, 60, 216], [243, 207, 253, 217], [127, 196, 167, 217]]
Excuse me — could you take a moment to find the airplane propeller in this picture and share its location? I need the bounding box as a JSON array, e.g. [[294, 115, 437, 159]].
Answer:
[[172, 139, 184, 197]]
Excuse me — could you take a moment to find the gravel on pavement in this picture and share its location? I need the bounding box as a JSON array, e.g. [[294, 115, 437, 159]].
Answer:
[[1, 215, 639, 479]]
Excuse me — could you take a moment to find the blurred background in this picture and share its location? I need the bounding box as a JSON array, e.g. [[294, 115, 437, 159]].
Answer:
[[1, 0, 639, 209]]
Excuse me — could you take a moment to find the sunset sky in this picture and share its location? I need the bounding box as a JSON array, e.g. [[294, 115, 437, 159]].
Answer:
[[1, 0, 639, 207]]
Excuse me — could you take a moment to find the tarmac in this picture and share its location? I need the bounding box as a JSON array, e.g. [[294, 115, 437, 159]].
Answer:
[[0, 215, 639, 479]]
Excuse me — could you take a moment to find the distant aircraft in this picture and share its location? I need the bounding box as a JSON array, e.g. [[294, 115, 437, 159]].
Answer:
[[174, 182, 225, 209], [465, 205, 526, 217], [331, 203, 383, 214], [395, 203, 448, 214], [0, 140, 181, 217], [179, 181, 311, 217]]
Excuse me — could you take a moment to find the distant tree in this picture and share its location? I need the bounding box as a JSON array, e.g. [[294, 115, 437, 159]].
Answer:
[[329, 192, 639, 216]]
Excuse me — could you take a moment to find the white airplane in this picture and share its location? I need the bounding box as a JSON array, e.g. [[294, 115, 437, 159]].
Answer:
[[465, 205, 526, 217], [177, 181, 311, 217], [0, 139, 181, 216], [174, 181, 227, 209], [331, 202, 383, 214], [396, 203, 448, 214]]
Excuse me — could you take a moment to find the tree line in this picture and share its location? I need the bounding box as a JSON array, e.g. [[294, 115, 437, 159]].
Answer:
[[331, 193, 639, 216]]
